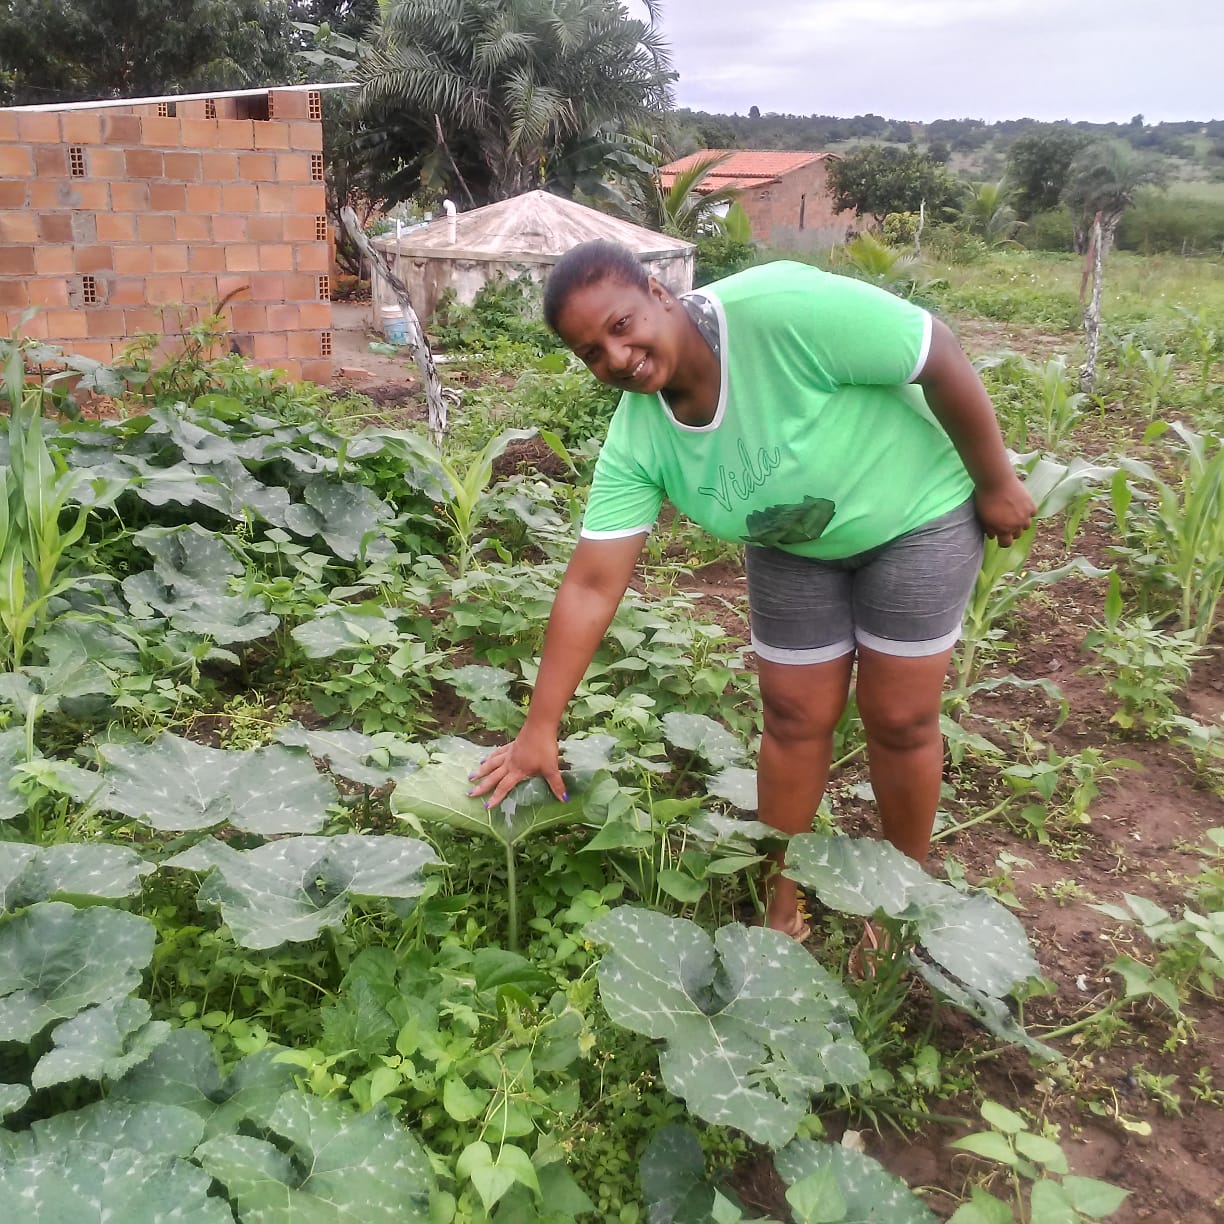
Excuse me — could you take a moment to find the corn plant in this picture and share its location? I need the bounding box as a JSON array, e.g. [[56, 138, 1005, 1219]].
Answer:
[[1174, 307, 1223, 404], [434, 428, 538, 574], [954, 454, 1113, 692], [1137, 347, 1176, 418], [1112, 421, 1224, 643], [1031, 356, 1087, 450], [0, 344, 95, 669]]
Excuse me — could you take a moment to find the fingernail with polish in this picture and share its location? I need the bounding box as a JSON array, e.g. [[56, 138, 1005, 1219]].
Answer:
[[561, 792, 569, 801]]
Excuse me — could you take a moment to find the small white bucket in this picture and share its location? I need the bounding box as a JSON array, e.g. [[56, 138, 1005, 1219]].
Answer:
[[380, 305, 407, 345]]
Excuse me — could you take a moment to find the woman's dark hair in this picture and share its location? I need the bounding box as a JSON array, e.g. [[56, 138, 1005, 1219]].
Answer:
[[543, 240, 649, 333]]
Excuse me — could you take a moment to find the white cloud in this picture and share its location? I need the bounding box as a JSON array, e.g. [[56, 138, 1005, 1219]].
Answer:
[[629, 0, 1223, 122]]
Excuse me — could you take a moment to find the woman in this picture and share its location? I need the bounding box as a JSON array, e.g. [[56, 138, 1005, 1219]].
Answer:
[[469, 240, 1034, 944]]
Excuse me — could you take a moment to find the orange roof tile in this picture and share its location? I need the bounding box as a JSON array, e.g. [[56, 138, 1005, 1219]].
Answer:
[[659, 149, 834, 192]]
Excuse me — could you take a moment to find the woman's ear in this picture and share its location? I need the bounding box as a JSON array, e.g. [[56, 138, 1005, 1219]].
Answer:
[[648, 276, 672, 308]]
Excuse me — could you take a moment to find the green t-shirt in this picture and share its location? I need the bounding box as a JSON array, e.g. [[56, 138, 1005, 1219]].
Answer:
[[580, 261, 975, 559]]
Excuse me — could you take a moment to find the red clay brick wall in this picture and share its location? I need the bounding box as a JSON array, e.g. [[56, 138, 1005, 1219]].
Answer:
[[738, 159, 857, 247], [0, 87, 332, 383]]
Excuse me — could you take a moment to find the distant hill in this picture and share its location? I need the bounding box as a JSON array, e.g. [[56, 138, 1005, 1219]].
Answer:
[[668, 110, 1224, 186]]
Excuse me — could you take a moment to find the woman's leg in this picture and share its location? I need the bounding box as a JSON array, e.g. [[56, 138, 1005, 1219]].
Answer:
[[850, 500, 982, 863], [757, 653, 855, 931], [854, 645, 955, 862]]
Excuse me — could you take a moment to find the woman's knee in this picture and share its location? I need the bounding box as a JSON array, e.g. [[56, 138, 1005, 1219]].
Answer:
[[860, 698, 941, 752], [760, 685, 844, 744]]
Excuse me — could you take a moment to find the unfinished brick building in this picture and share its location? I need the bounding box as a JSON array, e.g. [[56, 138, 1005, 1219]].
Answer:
[[0, 85, 336, 383]]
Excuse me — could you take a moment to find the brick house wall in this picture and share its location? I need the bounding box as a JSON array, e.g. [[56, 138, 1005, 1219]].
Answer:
[[0, 87, 333, 383], [736, 157, 857, 247]]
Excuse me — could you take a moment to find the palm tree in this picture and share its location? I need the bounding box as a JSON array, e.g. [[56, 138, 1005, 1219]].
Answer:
[[357, 0, 674, 203], [1063, 140, 1166, 256], [1067, 141, 1167, 392], [630, 152, 743, 240], [960, 181, 1023, 246]]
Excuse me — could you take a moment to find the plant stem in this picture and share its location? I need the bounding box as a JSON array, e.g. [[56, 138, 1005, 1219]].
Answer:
[[1036, 1000, 1123, 1041], [506, 842, 518, 952], [930, 796, 1012, 842]]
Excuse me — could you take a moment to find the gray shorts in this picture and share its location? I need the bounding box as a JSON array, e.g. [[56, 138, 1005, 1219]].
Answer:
[[745, 498, 983, 664]]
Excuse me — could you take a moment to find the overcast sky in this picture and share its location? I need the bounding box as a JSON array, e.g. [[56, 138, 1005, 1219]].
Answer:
[[629, 0, 1223, 124]]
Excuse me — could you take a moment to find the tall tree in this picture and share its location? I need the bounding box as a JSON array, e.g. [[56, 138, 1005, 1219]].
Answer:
[[1062, 140, 1166, 255], [826, 144, 963, 228], [1004, 127, 1089, 220], [0, 0, 297, 104], [1066, 141, 1167, 393], [356, 0, 675, 204]]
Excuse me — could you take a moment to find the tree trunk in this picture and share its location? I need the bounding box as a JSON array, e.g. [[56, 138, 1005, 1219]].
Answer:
[[1078, 213, 1105, 395], [340, 206, 448, 447]]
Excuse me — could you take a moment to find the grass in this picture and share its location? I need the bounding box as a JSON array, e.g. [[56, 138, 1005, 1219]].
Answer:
[[924, 249, 1224, 333]]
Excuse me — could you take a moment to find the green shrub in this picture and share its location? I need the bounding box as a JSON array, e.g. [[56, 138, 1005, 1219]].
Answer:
[[1117, 191, 1224, 255], [430, 273, 561, 353], [1019, 208, 1076, 252], [694, 234, 756, 286]]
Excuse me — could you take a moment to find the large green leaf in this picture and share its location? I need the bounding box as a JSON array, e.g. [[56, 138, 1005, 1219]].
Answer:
[[392, 747, 587, 849], [274, 722, 426, 788], [64, 732, 336, 834], [586, 908, 868, 1148], [0, 1084, 29, 1121], [662, 713, 748, 768], [196, 1091, 434, 1221], [910, 962, 1059, 1061], [32, 997, 170, 1089], [785, 835, 1039, 999], [1, 1099, 204, 1162], [164, 834, 438, 950], [641, 1124, 724, 1223], [784, 835, 945, 919], [122, 524, 278, 645], [0, 842, 153, 910], [0, 902, 155, 1042], [775, 1139, 936, 1223], [0, 729, 29, 820], [290, 604, 403, 659], [915, 892, 1038, 999], [144, 454, 292, 527], [283, 477, 395, 561], [0, 1142, 233, 1222], [111, 1030, 296, 1142], [706, 766, 759, 811]]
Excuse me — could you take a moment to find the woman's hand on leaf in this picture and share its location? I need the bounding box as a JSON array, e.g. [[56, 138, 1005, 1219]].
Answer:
[[467, 727, 567, 810]]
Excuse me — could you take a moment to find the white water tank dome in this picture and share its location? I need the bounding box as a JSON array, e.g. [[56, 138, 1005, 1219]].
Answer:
[[370, 189, 695, 326]]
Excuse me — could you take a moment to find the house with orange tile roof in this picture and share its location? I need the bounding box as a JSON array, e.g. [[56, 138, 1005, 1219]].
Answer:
[[659, 149, 859, 248]]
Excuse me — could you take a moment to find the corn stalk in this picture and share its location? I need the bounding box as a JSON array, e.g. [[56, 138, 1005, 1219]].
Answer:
[[0, 343, 93, 669]]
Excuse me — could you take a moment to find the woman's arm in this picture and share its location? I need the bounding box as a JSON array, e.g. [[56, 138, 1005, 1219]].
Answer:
[[467, 532, 646, 808], [916, 318, 1036, 546]]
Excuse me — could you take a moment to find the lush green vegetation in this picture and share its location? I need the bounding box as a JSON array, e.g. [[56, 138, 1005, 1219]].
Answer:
[[2, 239, 1223, 1219]]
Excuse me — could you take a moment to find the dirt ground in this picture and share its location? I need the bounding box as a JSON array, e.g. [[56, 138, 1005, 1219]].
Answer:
[[327, 300, 427, 407]]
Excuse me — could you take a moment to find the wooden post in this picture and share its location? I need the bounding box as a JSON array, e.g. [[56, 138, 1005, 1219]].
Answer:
[[1079, 212, 1104, 396], [340, 205, 448, 448]]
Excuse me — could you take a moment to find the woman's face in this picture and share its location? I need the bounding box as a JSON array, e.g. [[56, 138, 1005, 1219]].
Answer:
[[553, 275, 683, 394]]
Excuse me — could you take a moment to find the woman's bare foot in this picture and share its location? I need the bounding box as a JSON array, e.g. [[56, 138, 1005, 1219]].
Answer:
[[769, 909, 810, 941], [761, 874, 810, 941]]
